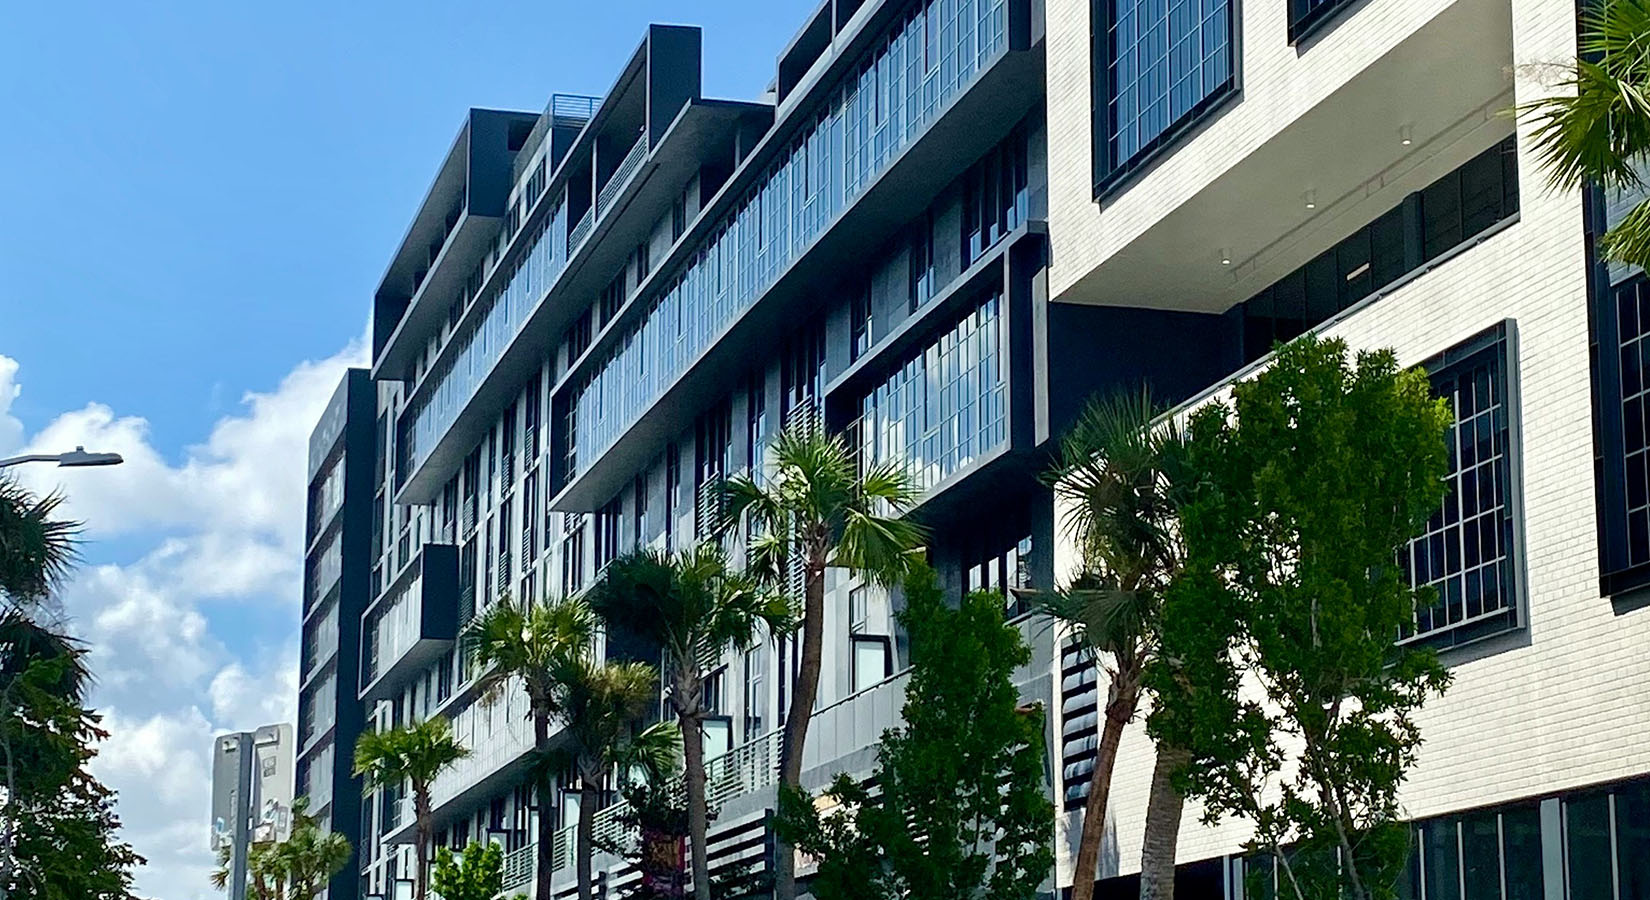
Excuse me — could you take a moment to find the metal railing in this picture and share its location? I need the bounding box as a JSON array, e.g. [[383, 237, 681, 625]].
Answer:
[[501, 841, 535, 891], [596, 133, 649, 219], [568, 207, 595, 253]]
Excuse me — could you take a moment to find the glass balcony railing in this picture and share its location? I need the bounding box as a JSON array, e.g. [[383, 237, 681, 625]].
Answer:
[[568, 0, 1009, 484]]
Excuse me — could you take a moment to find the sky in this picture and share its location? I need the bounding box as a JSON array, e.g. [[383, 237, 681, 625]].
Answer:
[[0, 3, 808, 896]]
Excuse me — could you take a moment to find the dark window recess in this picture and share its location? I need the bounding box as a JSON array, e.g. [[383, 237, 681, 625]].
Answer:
[[1288, 0, 1358, 44], [598, 276, 623, 328], [963, 129, 1029, 267], [1240, 136, 1519, 364], [909, 213, 936, 312], [1596, 272, 1650, 594], [1092, 0, 1236, 195], [1399, 323, 1521, 649], [565, 308, 594, 363], [851, 283, 874, 362]]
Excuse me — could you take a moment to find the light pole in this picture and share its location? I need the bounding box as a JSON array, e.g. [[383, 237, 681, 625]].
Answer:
[[0, 446, 123, 470]]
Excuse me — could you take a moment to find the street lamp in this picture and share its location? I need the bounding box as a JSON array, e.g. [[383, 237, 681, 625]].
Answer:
[[0, 446, 124, 470]]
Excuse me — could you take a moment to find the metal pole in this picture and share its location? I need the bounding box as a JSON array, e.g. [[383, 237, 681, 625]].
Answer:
[[229, 732, 253, 900]]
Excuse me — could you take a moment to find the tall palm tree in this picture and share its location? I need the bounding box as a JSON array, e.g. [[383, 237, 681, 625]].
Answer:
[[545, 656, 679, 900], [1035, 389, 1185, 900], [277, 797, 352, 900], [464, 595, 595, 900], [719, 423, 925, 900], [352, 717, 469, 900], [586, 543, 792, 900], [1522, 0, 1650, 267]]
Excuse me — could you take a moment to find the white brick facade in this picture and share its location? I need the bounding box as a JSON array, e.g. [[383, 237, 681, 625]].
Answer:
[[1044, 0, 1650, 884]]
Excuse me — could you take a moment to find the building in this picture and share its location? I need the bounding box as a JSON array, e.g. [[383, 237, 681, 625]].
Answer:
[[211, 724, 296, 900], [303, 0, 1650, 897], [297, 369, 377, 899], [1043, 0, 1650, 896]]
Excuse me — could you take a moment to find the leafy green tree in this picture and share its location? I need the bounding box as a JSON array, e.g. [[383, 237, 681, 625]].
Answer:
[[430, 841, 521, 900], [545, 655, 680, 900], [776, 565, 1052, 900], [464, 595, 596, 900], [719, 423, 926, 900], [1034, 389, 1188, 900], [591, 775, 690, 899], [587, 543, 791, 900], [353, 717, 469, 900], [1147, 337, 1453, 900], [1522, 0, 1650, 267]]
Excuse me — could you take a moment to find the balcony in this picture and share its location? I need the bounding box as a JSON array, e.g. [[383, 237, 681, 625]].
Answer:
[[393, 98, 769, 506], [550, 0, 1041, 512], [358, 545, 460, 702]]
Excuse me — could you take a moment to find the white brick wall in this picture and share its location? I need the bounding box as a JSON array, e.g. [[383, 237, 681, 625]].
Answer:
[[1045, 0, 1650, 880]]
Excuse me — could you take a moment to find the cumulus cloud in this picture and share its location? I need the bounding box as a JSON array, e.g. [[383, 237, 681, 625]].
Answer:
[[1, 335, 367, 899]]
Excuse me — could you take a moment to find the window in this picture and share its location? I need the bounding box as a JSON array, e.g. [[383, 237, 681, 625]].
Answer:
[[852, 283, 874, 362], [672, 195, 687, 242], [632, 472, 650, 550], [909, 213, 936, 311], [1240, 137, 1520, 365], [635, 241, 651, 282], [560, 514, 586, 596], [962, 132, 1028, 266], [742, 646, 766, 740], [594, 497, 622, 573], [598, 275, 623, 328], [746, 376, 768, 476], [664, 444, 682, 552], [1092, 0, 1236, 194], [565, 308, 593, 363], [1400, 323, 1521, 648], [1595, 272, 1650, 593]]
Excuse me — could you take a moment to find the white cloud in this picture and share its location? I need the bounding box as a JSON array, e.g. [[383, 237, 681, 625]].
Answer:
[[0, 336, 367, 899]]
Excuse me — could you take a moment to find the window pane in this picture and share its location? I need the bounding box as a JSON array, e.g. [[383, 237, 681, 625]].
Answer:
[[1500, 804, 1544, 900], [1461, 811, 1500, 900], [1566, 793, 1614, 900], [1424, 818, 1462, 900], [1618, 783, 1650, 900]]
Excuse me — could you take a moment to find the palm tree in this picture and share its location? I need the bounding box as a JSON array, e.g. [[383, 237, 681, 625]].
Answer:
[[1034, 389, 1185, 900], [352, 717, 469, 900], [1522, 0, 1650, 267], [586, 543, 791, 900], [278, 797, 352, 900], [719, 423, 926, 900], [464, 595, 596, 900], [0, 476, 78, 607], [545, 655, 679, 900]]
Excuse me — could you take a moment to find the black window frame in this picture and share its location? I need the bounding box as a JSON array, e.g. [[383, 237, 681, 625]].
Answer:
[[1090, 0, 1239, 199], [1590, 233, 1650, 596], [1287, 0, 1360, 45], [1400, 321, 1524, 651]]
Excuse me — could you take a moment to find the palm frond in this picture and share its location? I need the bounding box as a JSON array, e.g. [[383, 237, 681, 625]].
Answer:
[[0, 477, 80, 606]]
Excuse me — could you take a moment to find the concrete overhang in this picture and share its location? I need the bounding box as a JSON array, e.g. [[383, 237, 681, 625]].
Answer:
[[357, 545, 459, 703], [549, 41, 1045, 513], [392, 99, 772, 506], [373, 109, 541, 366], [1054, 0, 1514, 315]]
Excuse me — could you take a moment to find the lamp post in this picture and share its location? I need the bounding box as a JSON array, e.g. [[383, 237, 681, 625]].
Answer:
[[0, 446, 123, 470]]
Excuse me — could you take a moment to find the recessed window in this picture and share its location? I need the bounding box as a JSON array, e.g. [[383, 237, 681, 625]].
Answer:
[[1597, 273, 1650, 593], [1400, 323, 1522, 649], [1092, 0, 1236, 195]]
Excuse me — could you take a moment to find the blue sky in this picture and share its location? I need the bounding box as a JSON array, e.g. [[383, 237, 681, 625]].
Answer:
[[0, 3, 809, 896]]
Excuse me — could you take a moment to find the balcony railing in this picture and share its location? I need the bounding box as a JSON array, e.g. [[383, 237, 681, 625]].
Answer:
[[501, 842, 535, 892], [567, 206, 594, 254], [597, 133, 649, 221]]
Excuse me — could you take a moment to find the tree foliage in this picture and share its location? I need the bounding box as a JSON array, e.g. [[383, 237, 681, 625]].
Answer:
[[353, 717, 469, 900], [430, 841, 520, 900], [775, 565, 1052, 900], [1146, 337, 1453, 900]]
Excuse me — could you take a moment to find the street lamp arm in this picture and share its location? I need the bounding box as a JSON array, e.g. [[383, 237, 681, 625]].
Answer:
[[0, 454, 62, 469]]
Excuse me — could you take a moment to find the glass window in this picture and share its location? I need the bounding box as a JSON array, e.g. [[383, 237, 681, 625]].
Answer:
[[1093, 0, 1236, 192], [1424, 818, 1463, 900], [1618, 783, 1650, 900], [1401, 324, 1520, 648], [742, 645, 766, 740], [1566, 792, 1614, 900], [852, 636, 891, 693], [1461, 810, 1500, 900], [1500, 804, 1544, 900]]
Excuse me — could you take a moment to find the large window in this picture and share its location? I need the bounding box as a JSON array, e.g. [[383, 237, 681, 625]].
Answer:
[[1596, 272, 1650, 593], [1092, 0, 1236, 194], [1241, 136, 1520, 365], [1400, 323, 1522, 648]]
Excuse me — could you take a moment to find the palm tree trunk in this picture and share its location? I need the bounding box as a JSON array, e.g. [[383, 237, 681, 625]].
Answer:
[[533, 710, 555, 900], [773, 554, 825, 900], [577, 779, 599, 900], [681, 710, 712, 900], [1139, 744, 1190, 900], [1071, 686, 1137, 900], [414, 788, 432, 900]]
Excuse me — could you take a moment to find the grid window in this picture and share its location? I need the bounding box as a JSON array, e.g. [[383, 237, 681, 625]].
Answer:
[[1093, 0, 1235, 192], [856, 293, 1008, 494], [1288, 0, 1358, 43], [1618, 277, 1650, 569], [1400, 323, 1520, 648]]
